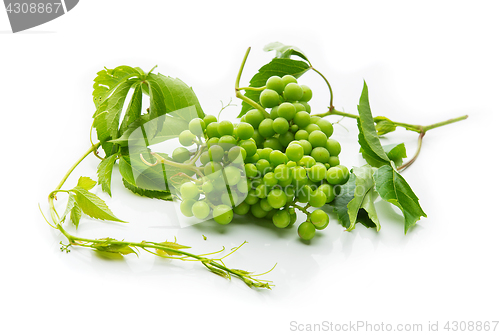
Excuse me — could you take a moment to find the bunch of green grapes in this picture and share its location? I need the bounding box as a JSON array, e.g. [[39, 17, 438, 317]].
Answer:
[[174, 74, 349, 240]]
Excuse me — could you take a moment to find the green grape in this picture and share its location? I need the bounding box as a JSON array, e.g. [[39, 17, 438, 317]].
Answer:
[[180, 199, 196, 217], [258, 118, 276, 137], [260, 198, 273, 212], [265, 209, 278, 220], [298, 139, 312, 155], [263, 137, 282, 151], [245, 153, 260, 163], [263, 172, 278, 187], [325, 139, 341, 156], [223, 166, 242, 186], [204, 161, 223, 175], [278, 174, 293, 187], [251, 129, 265, 145], [206, 122, 220, 138], [234, 202, 250, 215], [298, 101, 311, 113], [245, 189, 259, 205], [258, 147, 273, 161], [237, 179, 249, 193], [310, 116, 321, 124], [213, 176, 227, 192], [208, 145, 224, 161], [310, 209, 329, 230], [239, 139, 257, 157], [179, 130, 196, 147], [172, 147, 190, 163], [308, 163, 327, 182], [259, 89, 280, 108], [244, 163, 258, 178], [270, 106, 280, 119], [217, 120, 234, 136], [294, 129, 309, 141], [316, 119, 334, 137], [284, 185, 295, 201], [290, 124, 299, 132], [328, 156, 340, 167], [301, 85, 313, 102], [272, 209, 290, 228], [292, 102, 306, 113], [203, 114, 217, 126], [192, 201, 210, 220], [269, 150, 287, 166], [206, 137, 219, 148], [188, 118, 206, 136], [274, 164, 291, 182], [318, 184, 335, 203], [202, 181, 214, 193], [278, 132, 295, 147], [281, 74, 298, 86], [289, 210, 297, 226], [304, 123, 321, 133], [227, 146, 246, 163], [298, 221, 316, 240], [213, 205, 233, 225], [251, 202, 268, 218], [284, 83, 303, 101], [287, 161, 297, 168], [272, 117, 289, 134], [293, 111, 310, 128], [256, 159, 271, 175], [311, 147, 330, 163], [236, 122, 254, 140], [256, 184, 269, 199], [180, 182, 199, 199], [308, 130, 328, 148], [267, 188, 287, 209], [277, 102, 296, 121], [286, 143, 304, 162], [221, 192, 239, 207], [218, 135, 237, 151], [299, 155, 316, 168], [326, 165, 350, 185], [291, 166, 308, 184], [245, 109, 265, 129], [266, 75, 285, 94], [296, 184, 311, 203], [200, 151, 210, 165], [308, 189, 327, 207]]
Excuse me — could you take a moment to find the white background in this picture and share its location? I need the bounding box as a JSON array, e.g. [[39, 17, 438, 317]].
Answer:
[[1, 1, 499, 334]]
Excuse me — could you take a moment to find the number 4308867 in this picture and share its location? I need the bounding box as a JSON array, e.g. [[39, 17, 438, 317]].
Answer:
[[6, 3, 62, 14]]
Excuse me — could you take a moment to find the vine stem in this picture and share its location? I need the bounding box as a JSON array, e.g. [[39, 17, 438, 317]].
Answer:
[[235, 47, 270, 118]]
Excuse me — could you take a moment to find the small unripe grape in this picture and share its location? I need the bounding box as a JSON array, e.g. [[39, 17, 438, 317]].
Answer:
[[310, 209, 329, 230], [263, 172, 278, 187], [281, 75, 298, 87], [286, 143, 304, 162], [308, 189, 327, 207], [278, 102, 296, 121], [202, 181, 214, 193], [256, 159, 271, 175], [298, 221, 316, 240], [273, 209, 290, 228], [290, 124, 299, 132], [234, 202, 250, 215], [251, 129, 265, 145], [260, 198, 273, 212], [237, 179, 249, 193], [301, 85, 313, 102], [244, 163, 258, 178], [266, 76, 285, 94], [206, 137, 219, 148], [221, 192, 239, 207], [293, 111, 311, 128], [308, 130, 328, 148], [245, 189, 259, 205], [213, 205, 233, 225], [218, 135, 237, 151], [206, 122, 220, 138], [310, 116, 321, 124], [305, 123, 321, 133], [258, 147, 273, 161], [272, 117, 289, 134], [258, 118, 276, 137], [228, 146, 246, 163], [204, 161, 223, 175], [318, 184, 335, 203], [274, 164, 291, 182], [284, 83, 303, 101], [251, 202, 268, 218], [208, 145, 224, 161], [172, 147, 190, 162], [269, 150, 287, 166], [291, 166, 308, 185], [180, 199, 196, 217], [192, 201, 210, 220], [316, 119, 334, 137], [255, 184, 268, 199], [328, 156, 340, 167], [267, 188, 288, 209], [223, 166, 242, 186], [299, 155, 316, 168], [179, 130, 196, 147], [200, 151, 210, 165], [294, 130, 309, 141], [308, 163, 327, 182], [236, 122, 254, 140], [298, 140, 312, 155], [245, 153, 260, 163], [239, 139, 257, 157], [217, 120, 234, 136], [245, 109, 265, 129], [188, 118, 206, 136], [292, 102, 306, 113], [325, 139, 341, 156], [311, 147, 330, 163], [279, 132, 295, 147], [203, 114, 218, 126], [259, 89, 280, 108], [326, 165, 350, 185], [180, 182, 199, 199], [299, 101, 311, 113], [263, 138, 282, 151], [270, 106, 280, 119]]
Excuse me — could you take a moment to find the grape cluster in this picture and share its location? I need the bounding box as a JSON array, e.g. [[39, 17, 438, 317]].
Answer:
[[174, 74, 349, 240]]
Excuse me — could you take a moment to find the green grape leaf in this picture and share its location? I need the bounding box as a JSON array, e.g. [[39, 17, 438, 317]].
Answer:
[[91, 238, 137, 256], [92, 66, 144, 108], [71, 186, 126, 223], [263, 41, 309, 63], [330, 173, 356, 229], [156, 240, 191, 256], [118, 83, 143, 135], [62, 193, 76, 219], [122, 178, 173, 201], [77, 176, 97, 191], [373, 164, 427, 234], [97, 153, 119, 196], [357, 81, 391, 167], [374, 116, 397, 135], [239, 58, 310, 117], [346, 166, 380, 231], [70, 205, 82, 229], [383, 143, 407, 167]]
